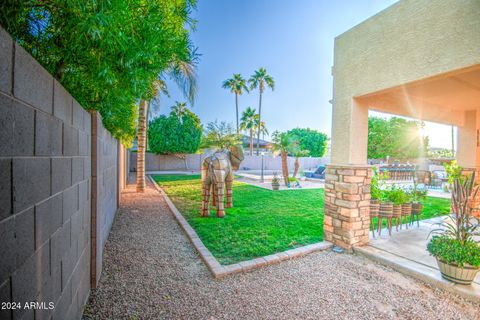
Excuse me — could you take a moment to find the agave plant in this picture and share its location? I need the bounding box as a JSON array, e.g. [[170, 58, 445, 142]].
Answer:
[[430, 172, 479, 244]]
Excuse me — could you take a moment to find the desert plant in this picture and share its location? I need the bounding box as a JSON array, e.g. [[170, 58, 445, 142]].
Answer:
[[427, 173, 480, 283]]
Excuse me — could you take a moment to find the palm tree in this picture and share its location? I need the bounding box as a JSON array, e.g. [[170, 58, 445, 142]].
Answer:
[[136, 99, 148, 192], [136, 50, 198, 192], [222, 74, 249, 132], [249, 68, 274, 155], [271, 131, 292, 186], [171, 101, 188, 120], [240, 107, 256, 155]]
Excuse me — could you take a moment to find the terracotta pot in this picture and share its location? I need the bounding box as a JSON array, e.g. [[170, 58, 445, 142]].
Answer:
[[370, 199, 380, 217], [436, 258, 480, 285]]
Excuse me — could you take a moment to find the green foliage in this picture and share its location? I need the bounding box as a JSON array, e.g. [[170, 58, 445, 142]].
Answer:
[[240, 107, 268, 136], [368, 117, 429, 159], [222, 74, 249, 95], [0, 0, 196, 145], [370, 167, 382, 200], [382, 185, 409, 205], [427, 236, 480, 267], [444, 160, 463, 185], [271, 131, 294, 155], [202, 120, 242, 150], [287, 128, 328, 157], [408, 180, 428, 203], [428, 174, 480, 266], [248, 68, 275, 92], [148, 108, 201, 155]]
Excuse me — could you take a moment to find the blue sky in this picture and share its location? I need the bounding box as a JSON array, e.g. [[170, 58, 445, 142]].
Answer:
[[157, 0, 454, 149]]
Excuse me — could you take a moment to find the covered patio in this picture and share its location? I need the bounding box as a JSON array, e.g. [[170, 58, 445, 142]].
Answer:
[[323, 0, 480, 299]]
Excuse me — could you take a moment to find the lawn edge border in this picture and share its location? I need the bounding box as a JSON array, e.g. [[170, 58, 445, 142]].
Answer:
[[148, 175, 333, 279]]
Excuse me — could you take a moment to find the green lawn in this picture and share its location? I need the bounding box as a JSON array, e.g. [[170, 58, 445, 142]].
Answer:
[[152, 174, 451, 264]]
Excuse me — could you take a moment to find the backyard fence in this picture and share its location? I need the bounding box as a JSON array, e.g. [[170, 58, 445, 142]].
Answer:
[[129, 152, 329, 172]]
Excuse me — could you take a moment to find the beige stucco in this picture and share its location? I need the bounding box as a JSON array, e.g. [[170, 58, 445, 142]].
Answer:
[[331, 0, 480, 165]]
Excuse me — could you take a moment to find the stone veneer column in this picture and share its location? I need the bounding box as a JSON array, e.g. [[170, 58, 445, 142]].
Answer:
[[323, 164, 372, 250]]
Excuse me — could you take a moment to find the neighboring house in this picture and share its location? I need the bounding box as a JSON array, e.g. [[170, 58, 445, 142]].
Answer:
[[241, 135, 272, 154]]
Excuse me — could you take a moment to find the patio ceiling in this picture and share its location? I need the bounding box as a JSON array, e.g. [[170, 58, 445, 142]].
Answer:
[[355, 64, 480, 126]]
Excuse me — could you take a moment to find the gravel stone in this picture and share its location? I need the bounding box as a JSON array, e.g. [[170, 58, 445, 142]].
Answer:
[[82, 180, 480, 320]]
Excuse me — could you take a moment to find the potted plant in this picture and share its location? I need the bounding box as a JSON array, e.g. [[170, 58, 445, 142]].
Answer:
[[427, 173, 480, 285], [409, 180, 427, 227], [378, 188, 394, 236], [271, 172, 280, 190], [386, 185, 408, 232]]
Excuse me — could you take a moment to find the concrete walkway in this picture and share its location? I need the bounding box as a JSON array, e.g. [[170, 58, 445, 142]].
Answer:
[[83, 180, 479, 319]]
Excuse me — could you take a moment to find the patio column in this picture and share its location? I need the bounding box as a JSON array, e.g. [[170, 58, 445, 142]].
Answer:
[[457, 110, 480, 180], [324, 98, 371, 250]]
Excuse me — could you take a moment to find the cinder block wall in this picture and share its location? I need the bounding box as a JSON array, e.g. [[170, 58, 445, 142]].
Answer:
[[0, 27, 122, 320], [90, 113, 119, 286], [130, 152, 329, 172]]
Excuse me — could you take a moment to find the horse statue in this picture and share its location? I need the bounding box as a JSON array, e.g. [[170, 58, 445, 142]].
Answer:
[[201, 145, 244, 217]]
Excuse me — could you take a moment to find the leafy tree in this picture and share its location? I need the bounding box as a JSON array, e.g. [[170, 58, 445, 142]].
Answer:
[[368, 117, 429, 159], [202, 121, 242, 150], [222, 74, 249, 132], [287, 128, 328, 157], [0, 0, 196, 146], [148, 107, 202, 155], [249, 68, 274, 155]]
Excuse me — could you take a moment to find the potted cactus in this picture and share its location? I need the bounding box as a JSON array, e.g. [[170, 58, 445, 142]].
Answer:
[[427, 173, 480, 285], [271, 172, 280, 190]]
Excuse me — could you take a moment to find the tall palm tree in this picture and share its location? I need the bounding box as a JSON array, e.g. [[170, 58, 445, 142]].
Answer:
[[240, 107, 257, 155], [171, 101, 188, 120], [136, 50, 198, 192], [222, 74, 249, 133], [249, 68, 274, 155], [136, 99, 148, 192]]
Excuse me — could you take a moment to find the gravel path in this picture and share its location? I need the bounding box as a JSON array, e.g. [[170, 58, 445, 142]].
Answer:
[[82, 180, 480, 320]]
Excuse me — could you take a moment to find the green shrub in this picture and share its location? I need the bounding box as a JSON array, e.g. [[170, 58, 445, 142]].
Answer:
[[382, 185, 408, 204], [148, 109, 202, 155], [427, 236, 480, 267]]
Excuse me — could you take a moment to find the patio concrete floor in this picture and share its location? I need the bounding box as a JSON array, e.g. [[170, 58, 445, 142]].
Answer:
[[355, 217, 480, 303]]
